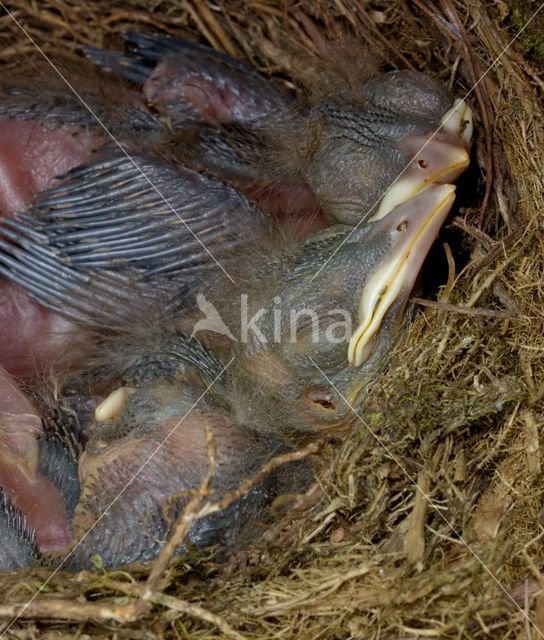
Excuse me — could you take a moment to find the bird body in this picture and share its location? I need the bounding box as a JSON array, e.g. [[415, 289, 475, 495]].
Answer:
[[0, 487, 36, 570], [0, 34, 472, 570]]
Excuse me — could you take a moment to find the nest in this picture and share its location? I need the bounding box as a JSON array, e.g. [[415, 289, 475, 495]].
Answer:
[[0, 0, 543, 637]]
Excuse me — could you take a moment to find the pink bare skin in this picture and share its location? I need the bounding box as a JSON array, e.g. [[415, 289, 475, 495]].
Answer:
[[0, 118, 102, 376], [0, 281, 75, 376], [144, 56, 286, 123], [0, 365, 70, 551], [247, 183, 327, 239], [0, 105, 324, 554], [146, 63, 252, 122], [0, 119, 100, 218], [143, 57, 328, 233], [0, 118, 101, 550]]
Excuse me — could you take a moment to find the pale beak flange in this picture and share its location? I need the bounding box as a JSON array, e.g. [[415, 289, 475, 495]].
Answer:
[[349, 184, 457, 367], [370, 99, 472, 222]]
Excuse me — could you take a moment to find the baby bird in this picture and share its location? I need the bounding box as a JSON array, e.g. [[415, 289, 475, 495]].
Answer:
[[0, 401, 80, 571], [87, 32, 472, 224], [0, 35, 473, 569], [220, 185, 456, 433], [0, 178, 456, 569], [56, 352, 295, 570], [86, 33, 293, 128]]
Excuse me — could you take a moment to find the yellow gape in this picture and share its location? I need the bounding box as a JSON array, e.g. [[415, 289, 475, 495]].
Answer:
[[349, 184, 456, 367], [370, 99, 472, 222]]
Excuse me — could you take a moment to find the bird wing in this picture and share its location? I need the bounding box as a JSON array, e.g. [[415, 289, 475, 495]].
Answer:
[[85, 32, 292, 124], [0, 75, 159, 137], [0, 148, 264, 324]]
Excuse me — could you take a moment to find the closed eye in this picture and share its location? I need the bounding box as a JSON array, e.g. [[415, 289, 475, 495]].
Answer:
[[304, 386, 337, 411]]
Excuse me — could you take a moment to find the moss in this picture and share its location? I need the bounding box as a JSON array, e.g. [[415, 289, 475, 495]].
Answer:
[[511, 1, 544, 67]]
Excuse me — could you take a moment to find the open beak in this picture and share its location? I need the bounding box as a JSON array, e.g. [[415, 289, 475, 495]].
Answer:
[[348, 184, 456, 367], [370, 99, 472, 222]]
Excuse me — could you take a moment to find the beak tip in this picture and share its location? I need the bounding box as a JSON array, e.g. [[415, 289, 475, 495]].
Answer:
[[349, 182, 457, 366], [440, 98, 474, 149]]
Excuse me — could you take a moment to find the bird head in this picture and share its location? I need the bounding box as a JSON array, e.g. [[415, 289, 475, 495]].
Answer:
[[235, 184, 456, 432], [300, 70, 471, 225]]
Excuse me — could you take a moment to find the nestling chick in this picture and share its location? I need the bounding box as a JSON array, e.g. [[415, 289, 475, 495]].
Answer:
[[0, 34, 473, 570], [58, 376, 294, 569], [86, 32, 293, 127], [88, 33, 472, 224], [2, 180, 453, 569], [198, 185, 457, 434]]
